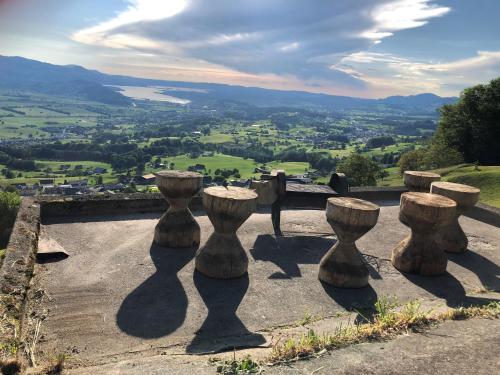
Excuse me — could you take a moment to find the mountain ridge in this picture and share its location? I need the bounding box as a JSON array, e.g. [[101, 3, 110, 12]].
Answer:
[[0, 55, 457, 110]]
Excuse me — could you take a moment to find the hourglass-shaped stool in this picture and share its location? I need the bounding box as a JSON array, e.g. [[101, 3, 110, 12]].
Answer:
[[154, 170, 203, 248], [391, 192, 456, 276], [319, 197, 380, 288], [195, 186, 258, 279], [404, 171, 441, 192], [431, 181, 480, 253]]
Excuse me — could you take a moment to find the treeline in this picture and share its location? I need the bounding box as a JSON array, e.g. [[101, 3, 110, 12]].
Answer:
[[397, 77, 500, 171], [365, 136, 395, 149]]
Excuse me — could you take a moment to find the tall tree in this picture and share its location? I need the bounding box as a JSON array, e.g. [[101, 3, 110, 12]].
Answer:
[[435, 78, 500, 164]]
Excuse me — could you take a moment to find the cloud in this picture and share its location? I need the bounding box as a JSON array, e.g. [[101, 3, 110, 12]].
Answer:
[[72, 0, 452, 95], [361, 0, 450, 42], [333, 50, 500, 96]]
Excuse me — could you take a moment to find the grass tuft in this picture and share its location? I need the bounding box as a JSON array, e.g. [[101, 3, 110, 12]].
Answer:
[[268, 299, 499, 364]]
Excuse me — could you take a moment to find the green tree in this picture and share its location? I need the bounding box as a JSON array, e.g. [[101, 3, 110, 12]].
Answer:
[[398, 149, 426, 173], [398, 143, 463, 173], [435, 77, 500, 164], [0, 191, 21, 247], [336, 154, 381, 187]]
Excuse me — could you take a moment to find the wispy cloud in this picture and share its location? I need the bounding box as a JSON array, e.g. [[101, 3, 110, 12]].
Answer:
[[361, 0, 450, 42], [70, 0, 462, 96], [333, 50, 500, 96]]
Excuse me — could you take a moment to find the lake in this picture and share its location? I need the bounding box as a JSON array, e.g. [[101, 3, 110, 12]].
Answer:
[[111, 86, 191, 105]]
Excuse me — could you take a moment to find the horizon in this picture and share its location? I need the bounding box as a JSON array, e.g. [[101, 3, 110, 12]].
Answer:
[[1, 1, 500, 98], [0, 53, 460, 100]]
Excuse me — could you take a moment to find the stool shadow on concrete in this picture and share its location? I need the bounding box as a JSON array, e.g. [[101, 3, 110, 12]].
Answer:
[[250, 234, 333, 279], [186, 272, 265, 354], [447, 250, 500, 292], [321, 282, 379, 324], [116, 243, 195, 338], [401, 271, 499, 308]]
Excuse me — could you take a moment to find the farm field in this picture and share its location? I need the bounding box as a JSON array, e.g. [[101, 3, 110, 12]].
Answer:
[[151, 154, 261, 179], [0, 160, 114, 186]]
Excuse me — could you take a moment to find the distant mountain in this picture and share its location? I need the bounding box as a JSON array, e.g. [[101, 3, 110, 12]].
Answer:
[[0, 55, 457, 110]]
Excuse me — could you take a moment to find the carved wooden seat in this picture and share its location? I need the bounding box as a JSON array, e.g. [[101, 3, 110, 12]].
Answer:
[[154, 170, 203, 248], [195, 186, 258, 279], [391, 192, 456, 276], [404, 171, 441, 192], [431, 181, 480, 253], [318, 197, 380, 288]]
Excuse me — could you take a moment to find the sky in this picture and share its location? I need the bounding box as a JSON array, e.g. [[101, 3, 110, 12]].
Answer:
[[1, 0, 499, 98]]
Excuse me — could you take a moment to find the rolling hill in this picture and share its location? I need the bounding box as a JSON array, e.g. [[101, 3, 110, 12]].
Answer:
[[0, 55, 457, 110]]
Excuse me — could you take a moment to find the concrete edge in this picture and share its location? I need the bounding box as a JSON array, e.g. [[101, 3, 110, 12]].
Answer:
[[348, 186, 408, 201], [0, 197, 41, 349], [465, 202, 500, 228], [0, 198, 40, 296]]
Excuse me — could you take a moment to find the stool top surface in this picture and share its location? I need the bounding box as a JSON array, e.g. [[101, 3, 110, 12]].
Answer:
[[327, 197, 379, 211], [154, 170, 203, 179], [431, 181, 480, 194], [404, 170, 441, 178], [402, 192, 456, 208], [204, 186, 257, 200]]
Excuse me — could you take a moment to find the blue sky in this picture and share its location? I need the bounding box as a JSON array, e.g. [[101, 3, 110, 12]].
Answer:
[[1, 0, 499, 98]]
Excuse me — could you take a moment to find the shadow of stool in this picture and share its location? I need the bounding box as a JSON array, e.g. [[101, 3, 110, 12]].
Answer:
[[116, 244, 195, 338], [186, 272, 265, 354]]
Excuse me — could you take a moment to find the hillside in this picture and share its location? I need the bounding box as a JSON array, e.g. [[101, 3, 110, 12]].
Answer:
[[378, 164, 500, 207], [0, 55, 457, 110]]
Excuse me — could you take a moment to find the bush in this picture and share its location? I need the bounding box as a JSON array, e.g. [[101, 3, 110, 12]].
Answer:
[[398, 143, 463, 173], [0, 191, 21, 247], [398, 149, 425, 173], [337, 154, 381, 187]]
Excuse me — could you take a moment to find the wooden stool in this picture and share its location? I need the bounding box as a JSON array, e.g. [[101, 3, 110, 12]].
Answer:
[[431, 181, 480, 253], [195, 186, 257, 279], [154, 170, 203, 248], [404, 171, 441, 192], [319, 197, 380, 288], [391, 192, 456, 276]]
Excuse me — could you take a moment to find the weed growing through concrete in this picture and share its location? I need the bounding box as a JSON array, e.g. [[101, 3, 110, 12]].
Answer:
[[210, 353, 261, 374], [296, 312, 321, 326], [267, 299, 500, 364]]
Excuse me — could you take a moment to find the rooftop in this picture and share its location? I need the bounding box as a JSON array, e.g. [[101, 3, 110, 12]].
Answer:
[[1, 191, 499, 373]]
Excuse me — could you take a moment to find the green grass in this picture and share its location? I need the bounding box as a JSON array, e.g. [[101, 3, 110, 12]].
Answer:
[[266, 161, 310, 175], [377, 164, 500, 207], [199, 133, 234, 143], [155, 154, 261, 179]]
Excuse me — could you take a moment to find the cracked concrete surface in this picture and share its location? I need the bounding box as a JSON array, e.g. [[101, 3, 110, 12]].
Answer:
[[28, 202, 499, 371]]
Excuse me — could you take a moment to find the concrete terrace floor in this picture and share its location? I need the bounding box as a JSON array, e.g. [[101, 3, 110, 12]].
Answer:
[[29, 202, 500, 372]]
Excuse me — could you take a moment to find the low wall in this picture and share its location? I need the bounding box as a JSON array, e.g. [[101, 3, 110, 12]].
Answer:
[[466, 202, 500, 228], [38, 193, 203, 220], [348, 186, 408, 201]]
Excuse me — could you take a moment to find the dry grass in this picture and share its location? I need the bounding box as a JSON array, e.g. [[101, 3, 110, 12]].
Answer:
[[267, 299, 500, 364], [0, 358, 23, 375]]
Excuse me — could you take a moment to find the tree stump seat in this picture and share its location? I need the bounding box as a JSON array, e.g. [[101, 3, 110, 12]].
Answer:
[[391, 192, 456, 276], [319, 197, 380, 288], [404, 171, 441, 192], [195, 186, 258, 279], [154, 170, 203, 248], [431, 181, 480, 253]]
